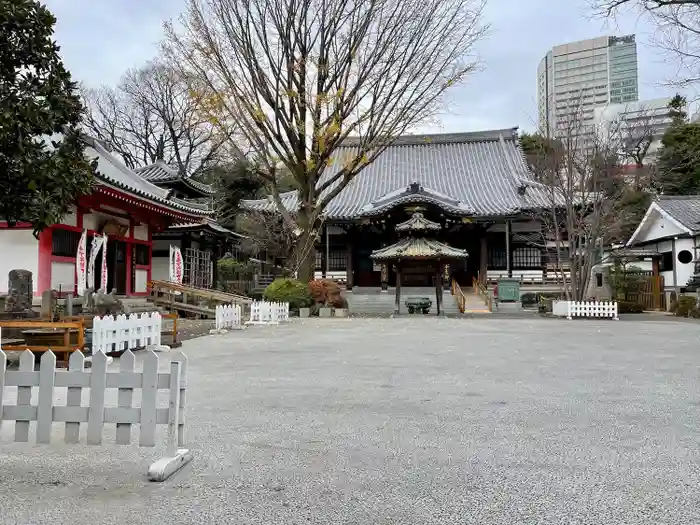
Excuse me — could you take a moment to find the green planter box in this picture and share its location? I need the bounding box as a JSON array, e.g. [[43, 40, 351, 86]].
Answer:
[[497, 278, 521, 302]]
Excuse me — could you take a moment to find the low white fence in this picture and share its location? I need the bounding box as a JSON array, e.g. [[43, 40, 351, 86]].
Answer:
[[0, 348, 192, 481], [565, 300, 619, 320], [247, 300, 289, 325], [215, 304, 242, 330], [92, 312, 162, 354]]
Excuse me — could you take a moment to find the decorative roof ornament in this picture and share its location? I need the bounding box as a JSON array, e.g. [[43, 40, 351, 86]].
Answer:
[[395, 212, 442, 232], [370, 237, 468, 261]]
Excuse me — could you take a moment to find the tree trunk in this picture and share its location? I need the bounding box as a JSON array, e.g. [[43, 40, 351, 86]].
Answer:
[[295, 242, 316, 282], [293, 207, 318, 282]]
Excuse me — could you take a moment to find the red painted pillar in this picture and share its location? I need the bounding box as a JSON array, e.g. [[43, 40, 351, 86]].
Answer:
[[37, 228, 53, 296]]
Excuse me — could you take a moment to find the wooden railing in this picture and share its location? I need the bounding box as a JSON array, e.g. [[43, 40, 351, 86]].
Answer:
[[451, 279, 467, 313], [148, 280, 251, 318], [472, 277, 493, 312]]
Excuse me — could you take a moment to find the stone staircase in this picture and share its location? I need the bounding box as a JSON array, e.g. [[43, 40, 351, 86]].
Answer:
[[346, 287, 487, 316]]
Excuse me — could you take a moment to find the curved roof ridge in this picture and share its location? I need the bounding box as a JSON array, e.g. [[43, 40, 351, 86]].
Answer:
[[339, 128, 520, 147]]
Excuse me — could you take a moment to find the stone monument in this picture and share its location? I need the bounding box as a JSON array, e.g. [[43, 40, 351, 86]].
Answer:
[[587, 264, 613, 301], [5, 269, 35, 314]]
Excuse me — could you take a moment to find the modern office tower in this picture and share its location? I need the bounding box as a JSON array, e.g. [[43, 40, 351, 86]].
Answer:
[[537, 35, 639, 142]]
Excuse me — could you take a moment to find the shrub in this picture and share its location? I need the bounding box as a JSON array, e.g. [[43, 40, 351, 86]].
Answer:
[[308, 279, 342, 306], [538, 297, 553, 314], [522, 292, 563, 307], [675, 295, 697, 317], [690, 308, 700, 319], [618, 301, 645, 314], [263, 278, 312, 311]]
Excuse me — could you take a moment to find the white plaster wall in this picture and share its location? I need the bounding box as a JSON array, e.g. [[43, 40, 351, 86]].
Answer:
[[151, 257, 169, 281], [134, 269, 148, 293], [0, 230, 39, 293], [675, 237, 695, 287], [62, 206, 78, 227], [82, 213, 97, 231], [51, 261, 75, 292], [133, 224, 149, 241], [83, 211, 130, 235], [635, 211, 686, 243]]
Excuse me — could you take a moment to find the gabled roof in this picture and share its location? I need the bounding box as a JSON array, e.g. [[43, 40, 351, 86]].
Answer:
[[135, 160, 216, 195], [626, 195, 700, 246], [395, 211, 441, 232], [241, 128, 551, 219], [83, 137, 213, 217], [370, 237, 468, 260], [166, 217, 246, 238]]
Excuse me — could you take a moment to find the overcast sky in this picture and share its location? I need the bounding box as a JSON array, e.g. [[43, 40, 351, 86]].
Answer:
[[45, 0, 694, 134]]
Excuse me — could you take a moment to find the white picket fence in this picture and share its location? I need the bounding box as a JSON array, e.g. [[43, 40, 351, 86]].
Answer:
[[566, 300, 619, 320], [92, 312, 162, 353], [215, 304, 242, 330], [0, 348, 192, 481], [247, 300, 289, 325]]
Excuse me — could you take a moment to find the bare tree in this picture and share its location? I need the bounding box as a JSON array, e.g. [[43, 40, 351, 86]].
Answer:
[[81, 57, 233, 176], [165, 0, 488, 280], [528, 99, 637, 301], [236, 210, 299, 273], [596, 101, 667, 190], [591, 0, 700, 89]]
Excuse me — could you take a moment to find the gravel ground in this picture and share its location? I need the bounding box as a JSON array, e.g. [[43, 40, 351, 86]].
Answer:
[[2, 317, 700, 524]]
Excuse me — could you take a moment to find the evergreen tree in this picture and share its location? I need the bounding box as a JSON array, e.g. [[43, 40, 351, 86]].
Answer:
[[0, 0, 96, 233]]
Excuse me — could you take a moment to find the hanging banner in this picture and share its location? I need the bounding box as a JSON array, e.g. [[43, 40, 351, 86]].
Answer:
[[169, 245, 183, 284], [86, 235, 103, 290], [76, 229, 87, 296], [100, 233, 108, 292]]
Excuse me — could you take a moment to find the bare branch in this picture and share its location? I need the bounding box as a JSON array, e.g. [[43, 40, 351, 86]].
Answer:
[[81, 57, 234, 176], [164, 0, 488, 278], [590, 0, 700, 89]]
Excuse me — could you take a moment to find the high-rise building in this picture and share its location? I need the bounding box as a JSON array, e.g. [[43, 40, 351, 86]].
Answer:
[[537, 35, 639, 142]]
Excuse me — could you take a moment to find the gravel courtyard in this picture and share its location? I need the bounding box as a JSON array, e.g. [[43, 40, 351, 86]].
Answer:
[[2, 317, 700, 524]]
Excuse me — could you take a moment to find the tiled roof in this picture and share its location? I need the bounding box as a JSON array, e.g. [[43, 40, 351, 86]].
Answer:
[[656, 196, 700, 232], [135, 160, 216, 195], [241, 128, 550, 219], [395, 212, 441, 232], [83, 137, 213, 216], [167, 218, 246, 238], [370, 237, 468, 260]]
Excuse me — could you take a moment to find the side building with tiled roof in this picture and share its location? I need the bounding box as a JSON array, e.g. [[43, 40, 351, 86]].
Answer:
[[627, 195, 700, 300], [241, 128, 565, 289], [131, 159, 244, 290], [0, 136, 215, 297]]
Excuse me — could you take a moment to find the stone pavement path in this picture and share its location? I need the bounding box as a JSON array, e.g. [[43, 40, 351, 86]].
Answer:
[[2, 317, 700, 524]]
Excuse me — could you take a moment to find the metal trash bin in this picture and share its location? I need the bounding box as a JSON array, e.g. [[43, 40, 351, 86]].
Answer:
[[496, 278, 521, 302]]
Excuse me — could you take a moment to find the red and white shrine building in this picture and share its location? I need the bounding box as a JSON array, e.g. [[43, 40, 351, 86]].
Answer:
[[0, 137, 214, 296]]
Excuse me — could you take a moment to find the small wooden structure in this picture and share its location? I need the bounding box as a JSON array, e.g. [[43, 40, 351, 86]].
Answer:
[[0, 319, 85, 362], [370, 211, 468, 315]]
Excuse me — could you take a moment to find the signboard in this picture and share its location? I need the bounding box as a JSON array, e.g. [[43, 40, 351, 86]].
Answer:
[[100, 233, 108, 291], [169, 245, 184, 284], [76, 229, 87, 296]]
